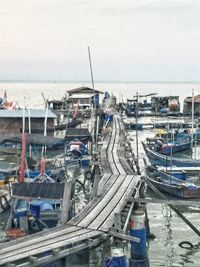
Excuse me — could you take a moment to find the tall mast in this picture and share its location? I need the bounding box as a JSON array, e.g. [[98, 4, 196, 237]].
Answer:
[[88, 46, 96, 155]]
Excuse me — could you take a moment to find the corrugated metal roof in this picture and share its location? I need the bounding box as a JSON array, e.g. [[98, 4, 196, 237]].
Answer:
[[67, 86, 103, 94], [65, 128, 91, 137], [0, 134, 63, 145], [12, 183, 64, 200], [0, 109, 57, 118]]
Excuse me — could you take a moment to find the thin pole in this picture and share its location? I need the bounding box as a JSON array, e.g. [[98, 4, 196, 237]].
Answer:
[[191, 89, 194, 150], [19, 133, 27, 182], [41, 108, 48, 157], [88, 46, 95, 90], [28, 108, 31, 157], [135, 92, 139, 171], [88, 46, 96, 155]]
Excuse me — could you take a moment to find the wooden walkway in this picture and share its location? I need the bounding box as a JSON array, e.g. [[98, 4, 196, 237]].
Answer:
[[0, 114, 141, 267]]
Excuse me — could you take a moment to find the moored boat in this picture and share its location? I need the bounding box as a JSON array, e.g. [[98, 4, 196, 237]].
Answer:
[[141, 141, 200, 167], [151, 133, 192, 155], [145, 165, 200, 198]]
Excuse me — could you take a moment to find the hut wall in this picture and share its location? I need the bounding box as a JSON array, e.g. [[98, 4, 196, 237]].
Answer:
[[0, 118, 55, 135]]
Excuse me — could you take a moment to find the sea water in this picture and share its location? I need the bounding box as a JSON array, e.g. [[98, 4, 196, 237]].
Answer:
[[0, 81, 200, 267]]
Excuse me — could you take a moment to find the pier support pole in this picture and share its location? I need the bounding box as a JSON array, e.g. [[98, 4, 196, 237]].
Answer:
[[91, 163, 101, 199], [60, 181, 72, 224], [89, 247, 99, 267], [129, 209, 149, 267], [19, 133, 27, 182]]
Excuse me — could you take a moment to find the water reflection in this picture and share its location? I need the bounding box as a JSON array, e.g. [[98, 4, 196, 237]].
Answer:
[[162, 205, 176, 266]]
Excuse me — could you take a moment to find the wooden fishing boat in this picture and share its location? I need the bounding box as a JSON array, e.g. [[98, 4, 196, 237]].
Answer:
[[152, 133, 192, 155], [145, 165, 200, 198], [141, 141, 200, 167]]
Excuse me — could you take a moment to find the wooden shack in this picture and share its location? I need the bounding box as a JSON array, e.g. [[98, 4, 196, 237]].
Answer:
[[66, 86, 103, 114], [183, 94, 200, 115], [0, 109, 57, 135]]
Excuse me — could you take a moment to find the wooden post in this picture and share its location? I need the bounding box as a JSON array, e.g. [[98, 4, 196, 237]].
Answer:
[[19, 133, 27, 182], [91, 165, 101, 199], [40, 157, 46, 176], [60, 181, 72, 224], [114, 213, 121, 231]]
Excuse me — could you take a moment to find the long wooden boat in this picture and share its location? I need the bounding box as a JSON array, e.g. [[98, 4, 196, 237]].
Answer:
[[142, 141, 200, 167], [145, 166, 200, 198], [152, 133, 192, 155]]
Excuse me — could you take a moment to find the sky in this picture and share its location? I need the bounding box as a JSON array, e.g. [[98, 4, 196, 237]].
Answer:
[[0, 0, 200, 82]]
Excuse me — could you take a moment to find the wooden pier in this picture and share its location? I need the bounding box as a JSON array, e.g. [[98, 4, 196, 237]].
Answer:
[[0, 114, 141, 267]]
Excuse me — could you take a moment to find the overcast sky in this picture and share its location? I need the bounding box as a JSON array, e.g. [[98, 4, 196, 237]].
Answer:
[[0, 0, 199, 82]]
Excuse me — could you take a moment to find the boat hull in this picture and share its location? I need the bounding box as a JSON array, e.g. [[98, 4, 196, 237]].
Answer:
[[142, 141, 200, 167], [145, 167, 200, 198]]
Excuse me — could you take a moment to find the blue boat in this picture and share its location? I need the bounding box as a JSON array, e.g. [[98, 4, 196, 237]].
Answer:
[[145, 165, 200, 198], [154, 133, 192, 155], [142, 141, 200, 167]]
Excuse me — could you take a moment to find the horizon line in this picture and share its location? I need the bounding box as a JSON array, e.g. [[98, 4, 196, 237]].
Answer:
[[0, 80, 199, 84]]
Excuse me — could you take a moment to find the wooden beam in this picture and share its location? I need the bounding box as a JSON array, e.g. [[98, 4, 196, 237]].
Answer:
[[60, 181, 72, 224], [129, 197, 200, 206], [109, 229, 140, 243], [29, 256, 38, 263]]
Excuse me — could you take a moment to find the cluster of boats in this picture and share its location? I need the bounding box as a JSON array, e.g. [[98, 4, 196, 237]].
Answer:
[[142, 129, 200, 199], [121, 94, 181, 117]]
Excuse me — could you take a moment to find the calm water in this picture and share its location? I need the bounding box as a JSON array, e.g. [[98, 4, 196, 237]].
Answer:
[[0, 81, 200, 266]]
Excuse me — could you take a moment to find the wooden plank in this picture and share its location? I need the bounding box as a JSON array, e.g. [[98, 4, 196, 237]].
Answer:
[[69, 174, 118, 225], [109, 229, 140, 243], [0, 226, 78, 254], [77, 175, 126, 228], [99, 175, 140, 231], [93, 175, 137, 231], [0, 229, 96, 260], [0, 230, 102, 265], [98, 173, 112, 191]]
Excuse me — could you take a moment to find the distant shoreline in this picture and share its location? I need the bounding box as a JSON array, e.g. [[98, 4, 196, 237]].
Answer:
[[0, 80, 199, 84]]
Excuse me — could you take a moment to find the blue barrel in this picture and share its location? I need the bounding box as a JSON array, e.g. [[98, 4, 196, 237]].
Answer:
[[130, 210, 147, 260], [30, 205, 40, 218], [129, 258, 150, 267], [130, 228, 147, 259], [106, 256, 126, 267], [106, 247, 126, 267], [95, 94, 100, 108]]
